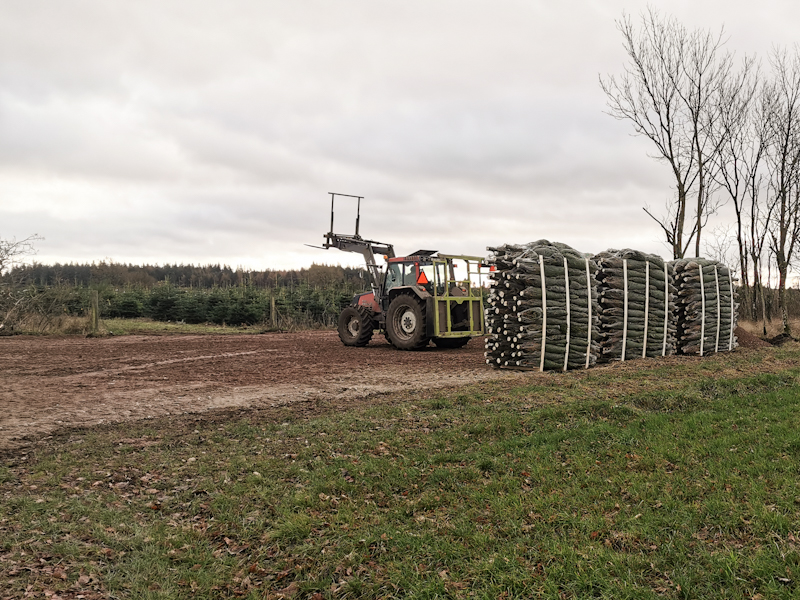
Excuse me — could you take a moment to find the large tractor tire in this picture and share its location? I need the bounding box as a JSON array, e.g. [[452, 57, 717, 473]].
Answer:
[[432, 336, 471, 349], [337, 306, 375, 347], [386, 293, 430, 350]]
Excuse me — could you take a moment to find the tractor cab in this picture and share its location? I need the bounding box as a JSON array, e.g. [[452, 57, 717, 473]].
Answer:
[[382, 251, 472, 304], [383, 250, 438, 305]]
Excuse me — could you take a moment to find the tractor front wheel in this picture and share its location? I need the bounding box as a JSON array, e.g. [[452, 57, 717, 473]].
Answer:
[[337, 306, 375, 347], [386, 294, 430, 350]]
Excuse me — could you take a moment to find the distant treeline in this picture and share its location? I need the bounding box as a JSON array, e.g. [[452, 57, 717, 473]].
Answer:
[[6, 261, 368, 289]]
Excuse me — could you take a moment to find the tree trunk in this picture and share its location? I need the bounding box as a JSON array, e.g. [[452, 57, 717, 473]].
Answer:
[[695, 153, 705, 258], [675, 184, 687, 259], [777, 259, 791, 334]]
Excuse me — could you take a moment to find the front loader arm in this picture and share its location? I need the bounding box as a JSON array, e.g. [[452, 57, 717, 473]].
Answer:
[[323, 233, 395, 297]]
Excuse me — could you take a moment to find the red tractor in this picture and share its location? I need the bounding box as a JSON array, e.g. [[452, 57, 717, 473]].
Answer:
[[314, 193, 485, 350]]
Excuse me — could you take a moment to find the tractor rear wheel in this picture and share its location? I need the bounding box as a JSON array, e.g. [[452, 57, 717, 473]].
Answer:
[[386, 294, 430, 350], [432, 336, 471, 349], [337, 306, 375, 347]]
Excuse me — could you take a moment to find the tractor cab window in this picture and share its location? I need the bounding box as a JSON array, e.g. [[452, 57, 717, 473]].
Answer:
[[386, 262, 417, 291], [385, 263, 403, 292], [434, 262, 447, 296], [403, 263, 418, 287], [386, 261, 436, 294]]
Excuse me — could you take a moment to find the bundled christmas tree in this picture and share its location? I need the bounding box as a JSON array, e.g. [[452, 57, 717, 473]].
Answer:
[[669, 258, 738, 355], [593, 249, 677, 361], [484, 240, 600, 371]]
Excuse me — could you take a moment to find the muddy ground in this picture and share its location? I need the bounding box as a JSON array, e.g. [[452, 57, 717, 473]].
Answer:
[[0, 327, 770, 453], [0, 331, 522, 452]]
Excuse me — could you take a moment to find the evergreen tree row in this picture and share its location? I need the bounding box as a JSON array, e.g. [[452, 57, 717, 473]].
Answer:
[[14, 282, 362, 328]]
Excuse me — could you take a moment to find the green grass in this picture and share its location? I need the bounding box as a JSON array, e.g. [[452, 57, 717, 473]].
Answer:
[[2, 346, 800, 598]]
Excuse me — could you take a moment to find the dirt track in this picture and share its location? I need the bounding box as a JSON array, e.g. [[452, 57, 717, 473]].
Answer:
[[0, 327, 770, 452], [0, 331, 517, 451]]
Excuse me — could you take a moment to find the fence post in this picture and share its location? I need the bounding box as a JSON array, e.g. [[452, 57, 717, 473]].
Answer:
[[270, 295, 277, 329], [90, 290, 100, 335]]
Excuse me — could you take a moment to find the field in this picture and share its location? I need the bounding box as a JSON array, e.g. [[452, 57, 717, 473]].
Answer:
[[1, 328, 800, 599], [0, 331, 504, 452]]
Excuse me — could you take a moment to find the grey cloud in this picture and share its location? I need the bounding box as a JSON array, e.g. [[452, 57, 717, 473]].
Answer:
[[2, 1, 799, 270]]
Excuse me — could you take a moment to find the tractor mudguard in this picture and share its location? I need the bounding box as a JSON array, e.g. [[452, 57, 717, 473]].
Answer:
[[387, 285, 430, 303]]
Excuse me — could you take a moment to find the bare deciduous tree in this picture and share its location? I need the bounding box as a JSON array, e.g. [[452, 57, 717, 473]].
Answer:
[[702, 224, 737, 266], [680, 23, 734, 257], [600, 8, 732, 259], [765, 47, 800, 334], [746, 85, 778, 333], [710, 57, 774, 325]]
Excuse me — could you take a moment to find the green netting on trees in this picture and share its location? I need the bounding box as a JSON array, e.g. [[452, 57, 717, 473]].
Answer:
[[484, 240, 600, 371], [669, 258, 738, 355], [593, 249, 677, 361]]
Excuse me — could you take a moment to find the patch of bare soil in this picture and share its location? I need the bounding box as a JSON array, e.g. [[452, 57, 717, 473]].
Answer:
[[765, 332, 798, 346], [734, 326, 773, 349], [0, 331, 520, 451]]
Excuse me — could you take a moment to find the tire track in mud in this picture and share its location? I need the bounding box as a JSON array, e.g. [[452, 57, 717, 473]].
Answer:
[[68, 350, 263, 379]]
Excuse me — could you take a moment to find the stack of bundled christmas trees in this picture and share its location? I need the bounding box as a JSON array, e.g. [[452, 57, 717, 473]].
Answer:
[[484, 240, 600, 371], [593, 249, 677, 361], [669, 258, 738, 355]]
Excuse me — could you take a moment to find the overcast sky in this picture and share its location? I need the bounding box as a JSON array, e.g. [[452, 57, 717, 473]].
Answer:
[[2, 1, 799, 271]]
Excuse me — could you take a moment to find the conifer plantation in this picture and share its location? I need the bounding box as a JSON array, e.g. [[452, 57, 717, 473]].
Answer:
[[2, 262, 367, 328]]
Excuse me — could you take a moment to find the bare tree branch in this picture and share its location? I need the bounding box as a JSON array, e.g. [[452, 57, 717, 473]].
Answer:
[[0, 234, 43, 277], [0, 234, 44, 332]]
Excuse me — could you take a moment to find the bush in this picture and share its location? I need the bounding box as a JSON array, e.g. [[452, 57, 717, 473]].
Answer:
[[177, 292, 208, 324], [148, 284, 180, 321], [108, 291, 145, 319]]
